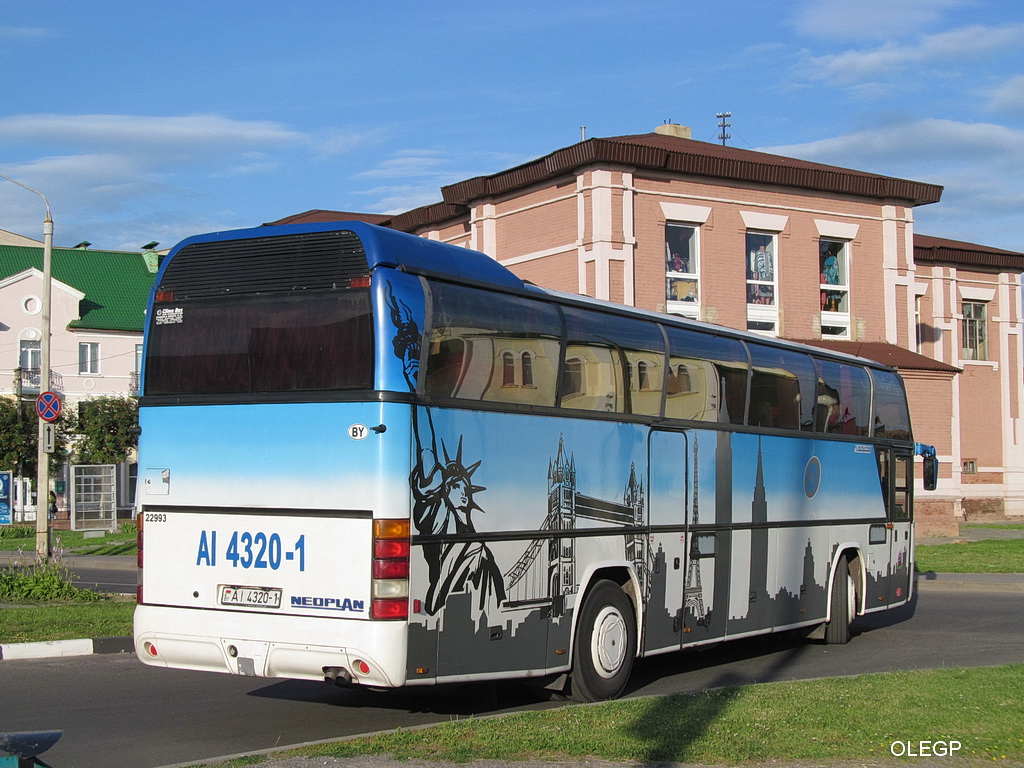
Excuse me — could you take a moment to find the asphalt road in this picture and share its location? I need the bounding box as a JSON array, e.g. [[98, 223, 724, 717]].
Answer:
[[66, 560, 136, 595], [3, 578, 1022, 768]]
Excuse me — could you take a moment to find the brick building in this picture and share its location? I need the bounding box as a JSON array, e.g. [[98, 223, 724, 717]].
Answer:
[[273, 125, 1024, 533]]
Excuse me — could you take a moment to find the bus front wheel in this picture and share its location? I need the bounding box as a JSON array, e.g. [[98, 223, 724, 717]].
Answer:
[[569, 579, 636, 702], [825, 561, 856, 644]]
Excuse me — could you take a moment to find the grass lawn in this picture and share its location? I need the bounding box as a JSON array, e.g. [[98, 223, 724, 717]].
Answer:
[[0, 525, 137, 555], [915, 538, 1024, 573], [0, 599, 135, 643], [203, 665, 1023, 767]]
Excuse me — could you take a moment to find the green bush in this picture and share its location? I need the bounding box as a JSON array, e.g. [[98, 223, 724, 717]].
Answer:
[[0, 525, 34, 540], [0, 553, 102, 602]]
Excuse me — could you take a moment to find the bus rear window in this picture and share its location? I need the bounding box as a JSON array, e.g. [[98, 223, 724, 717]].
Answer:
[[144, 290, 373, 396]]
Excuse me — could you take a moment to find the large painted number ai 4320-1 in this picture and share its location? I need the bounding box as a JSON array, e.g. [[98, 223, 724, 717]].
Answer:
[[195, 530, 305, 571]]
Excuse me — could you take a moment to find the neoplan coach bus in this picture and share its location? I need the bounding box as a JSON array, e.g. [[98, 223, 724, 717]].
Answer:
[[134, 222, 937, 701]]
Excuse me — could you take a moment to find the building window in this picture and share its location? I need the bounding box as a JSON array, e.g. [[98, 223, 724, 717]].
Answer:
[[819, 239, 850, 338], [915, 297, 924, 353], [745, 232, 778, 334], [502, 351, 515, 386], [562, 357, 584, 398], [962, 302, 988, 360], [665, 223, 699, 317], [962, 459, 977, 474], [79, 342, 101, 375], [636, 361, 647, 391], [19, 340, 41, 372], [521, 351, 534, 387]]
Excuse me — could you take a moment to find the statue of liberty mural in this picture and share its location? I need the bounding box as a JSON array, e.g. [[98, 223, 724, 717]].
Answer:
[[387, 282, 507, 616]]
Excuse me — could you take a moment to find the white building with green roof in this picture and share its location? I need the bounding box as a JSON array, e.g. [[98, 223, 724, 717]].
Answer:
[[0, 240, 158, 522]]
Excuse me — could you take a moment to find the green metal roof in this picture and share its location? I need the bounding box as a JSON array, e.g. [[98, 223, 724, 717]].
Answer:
[[0, 245, 156, 332]]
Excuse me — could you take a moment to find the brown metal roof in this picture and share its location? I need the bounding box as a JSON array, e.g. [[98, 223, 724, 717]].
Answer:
[[914, 234, 1024, 271], [263, 209, 392, 226], [388, 202, 466, 233], [438, 132, 944, 210], [792, 339, 960, 373]]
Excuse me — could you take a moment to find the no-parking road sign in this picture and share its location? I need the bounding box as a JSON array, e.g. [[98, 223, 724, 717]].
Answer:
[[36, 391, 62, 422]]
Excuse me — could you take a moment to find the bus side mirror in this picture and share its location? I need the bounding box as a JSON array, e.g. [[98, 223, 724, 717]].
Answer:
[[922, 455, 938, 491]]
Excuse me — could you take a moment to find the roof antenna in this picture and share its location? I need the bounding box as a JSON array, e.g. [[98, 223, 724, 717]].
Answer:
[[717, 112, 732, 146]]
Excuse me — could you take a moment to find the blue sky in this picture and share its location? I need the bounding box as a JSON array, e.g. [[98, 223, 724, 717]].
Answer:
[[1, 0, 1022, 253]]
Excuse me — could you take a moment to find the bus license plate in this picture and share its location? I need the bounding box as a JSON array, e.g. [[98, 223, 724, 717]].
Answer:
[[219, 585, 282, 609]]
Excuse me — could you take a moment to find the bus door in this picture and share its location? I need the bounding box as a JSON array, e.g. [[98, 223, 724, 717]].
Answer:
[[647, 428, 720, 649], [867, 448, 913, 607], [886, 450, 913, 604], [646, 428, 689, 652]]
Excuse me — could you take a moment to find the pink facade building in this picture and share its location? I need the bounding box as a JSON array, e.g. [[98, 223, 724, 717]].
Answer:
[[273, 125, 1024, 534]]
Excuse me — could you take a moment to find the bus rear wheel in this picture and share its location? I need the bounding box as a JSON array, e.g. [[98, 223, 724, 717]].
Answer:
[[569, 579, 636, 702], [825, 560, 856, 644]]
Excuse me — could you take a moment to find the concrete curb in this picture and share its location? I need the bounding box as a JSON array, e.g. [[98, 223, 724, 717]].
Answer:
[[0, 636, 133, 661]]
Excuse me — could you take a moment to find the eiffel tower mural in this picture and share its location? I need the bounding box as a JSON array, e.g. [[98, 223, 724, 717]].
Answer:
[[683, 438, 709, 626]]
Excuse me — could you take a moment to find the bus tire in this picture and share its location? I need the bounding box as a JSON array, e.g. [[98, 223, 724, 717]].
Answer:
[[825, 560, 855, 645], [569, 579, 636, 702]]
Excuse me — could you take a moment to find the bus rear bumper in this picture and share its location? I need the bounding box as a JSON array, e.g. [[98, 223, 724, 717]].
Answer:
[[134, 605, 408, 687]]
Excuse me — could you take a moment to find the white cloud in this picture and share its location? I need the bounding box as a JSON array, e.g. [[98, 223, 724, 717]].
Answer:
[[0, 25, 58, 40], [791, 0, 966, 41], [355, 184, 444, 215], [316, 128, 388, 157], [354, 150, 447, 180], [803, 23, 1024, 84], [985, 74, 1024, 117], [763, 118, 1024, 170], [0, 113, 305, 153], [763, 118, 1024, 251], [0, 113, 384, 246]]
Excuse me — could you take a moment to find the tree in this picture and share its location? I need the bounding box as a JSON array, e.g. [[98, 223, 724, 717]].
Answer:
[[74, 396, 139, 465], [0, 397, 76, 476]]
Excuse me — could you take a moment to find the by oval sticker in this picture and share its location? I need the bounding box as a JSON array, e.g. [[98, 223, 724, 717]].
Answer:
[[348, 424, 370, 441]]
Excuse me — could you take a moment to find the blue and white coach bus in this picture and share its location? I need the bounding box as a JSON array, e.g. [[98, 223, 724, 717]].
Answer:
[[133, 222, 937, 701]]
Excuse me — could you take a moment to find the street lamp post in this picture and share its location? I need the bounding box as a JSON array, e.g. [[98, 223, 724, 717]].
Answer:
[[1, 173, 54, 558]]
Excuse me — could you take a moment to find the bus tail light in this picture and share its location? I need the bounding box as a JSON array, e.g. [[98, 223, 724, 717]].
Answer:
[[371, 519, 409, 620], [136, 512, 145, 605]]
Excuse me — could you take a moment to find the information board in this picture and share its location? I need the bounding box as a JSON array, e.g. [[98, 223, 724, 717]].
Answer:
[[0, 471, 12, 526]]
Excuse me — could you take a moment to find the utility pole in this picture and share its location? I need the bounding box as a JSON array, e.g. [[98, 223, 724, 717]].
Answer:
[[716, 112, 732, 146], [1, 173, 54, 558]]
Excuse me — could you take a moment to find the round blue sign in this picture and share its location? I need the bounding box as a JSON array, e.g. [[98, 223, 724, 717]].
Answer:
[[36, 391, 62, 422]]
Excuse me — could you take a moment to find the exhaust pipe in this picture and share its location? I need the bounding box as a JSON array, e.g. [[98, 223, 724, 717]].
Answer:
[[323, 666, 352, 686]]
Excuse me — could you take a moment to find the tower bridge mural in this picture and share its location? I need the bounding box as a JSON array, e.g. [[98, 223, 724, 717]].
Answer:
[[502, 436, 653, 616]]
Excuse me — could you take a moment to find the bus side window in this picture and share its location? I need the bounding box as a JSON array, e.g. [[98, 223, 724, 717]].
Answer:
[[747, 346, 816, 431], [664, 327, 748, 425], [814, 359, 870, 436], [424, 282, 560, 406], [871, 369, 912, 440], [560, 308, 664, 416]]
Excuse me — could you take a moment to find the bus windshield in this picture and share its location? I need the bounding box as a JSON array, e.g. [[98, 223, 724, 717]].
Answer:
[[144, 289, 373, 396]]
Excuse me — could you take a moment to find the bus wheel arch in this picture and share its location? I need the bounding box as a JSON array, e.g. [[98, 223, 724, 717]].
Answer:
[[569, 572, 638, 702], [825, 549, 860, 645]]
